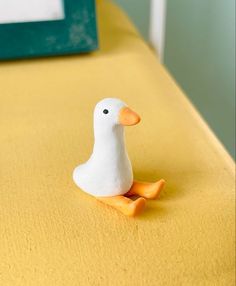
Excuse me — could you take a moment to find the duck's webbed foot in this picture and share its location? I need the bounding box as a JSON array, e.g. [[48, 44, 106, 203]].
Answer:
[[97, 195, 146, 216], [126, 179, 165, 199]]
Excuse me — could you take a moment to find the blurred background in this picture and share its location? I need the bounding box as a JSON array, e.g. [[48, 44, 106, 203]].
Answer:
[[0, 0, 235, 158], [115, 0, 235, 159]]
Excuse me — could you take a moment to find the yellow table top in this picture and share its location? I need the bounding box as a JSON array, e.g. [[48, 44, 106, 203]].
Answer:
[[0, 2, 235, 285]]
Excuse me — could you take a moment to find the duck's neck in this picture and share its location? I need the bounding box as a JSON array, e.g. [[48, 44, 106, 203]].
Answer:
[[92, 125, 126, 157]]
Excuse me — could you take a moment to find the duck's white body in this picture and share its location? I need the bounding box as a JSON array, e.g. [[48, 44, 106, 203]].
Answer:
[[73, 98, 135, 197]]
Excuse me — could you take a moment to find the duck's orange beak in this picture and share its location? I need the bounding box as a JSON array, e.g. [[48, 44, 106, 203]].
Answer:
[[119, 107, 141, 126]]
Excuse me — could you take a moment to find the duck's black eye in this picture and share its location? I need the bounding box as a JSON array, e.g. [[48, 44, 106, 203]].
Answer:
[[103, 109, 109, 114]]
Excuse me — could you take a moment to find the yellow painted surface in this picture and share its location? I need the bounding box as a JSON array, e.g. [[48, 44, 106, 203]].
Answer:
[[0, 2, 235, 285]]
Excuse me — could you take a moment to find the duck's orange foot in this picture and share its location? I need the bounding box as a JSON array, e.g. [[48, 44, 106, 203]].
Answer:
[[126, 179, 165, 199], [97, 196, 146, 216]]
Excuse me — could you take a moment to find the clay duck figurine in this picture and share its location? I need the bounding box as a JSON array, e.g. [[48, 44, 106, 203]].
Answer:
[[73, 98, 165, 216]]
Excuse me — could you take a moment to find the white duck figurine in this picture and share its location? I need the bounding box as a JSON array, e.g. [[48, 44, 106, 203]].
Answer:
[[73, 98, 165, 216]]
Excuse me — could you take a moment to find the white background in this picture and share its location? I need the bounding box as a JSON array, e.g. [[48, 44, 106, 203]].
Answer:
[[0, 0, 64, 24]]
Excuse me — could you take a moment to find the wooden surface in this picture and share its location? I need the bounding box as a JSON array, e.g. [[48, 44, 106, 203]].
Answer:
[[0, 1, 235, 285]]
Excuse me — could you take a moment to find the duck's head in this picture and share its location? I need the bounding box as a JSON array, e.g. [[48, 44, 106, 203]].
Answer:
[[94, 98, 141, 131]]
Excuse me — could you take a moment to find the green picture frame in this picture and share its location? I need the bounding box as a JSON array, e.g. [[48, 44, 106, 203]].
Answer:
[[0, 0, 98, 60]]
